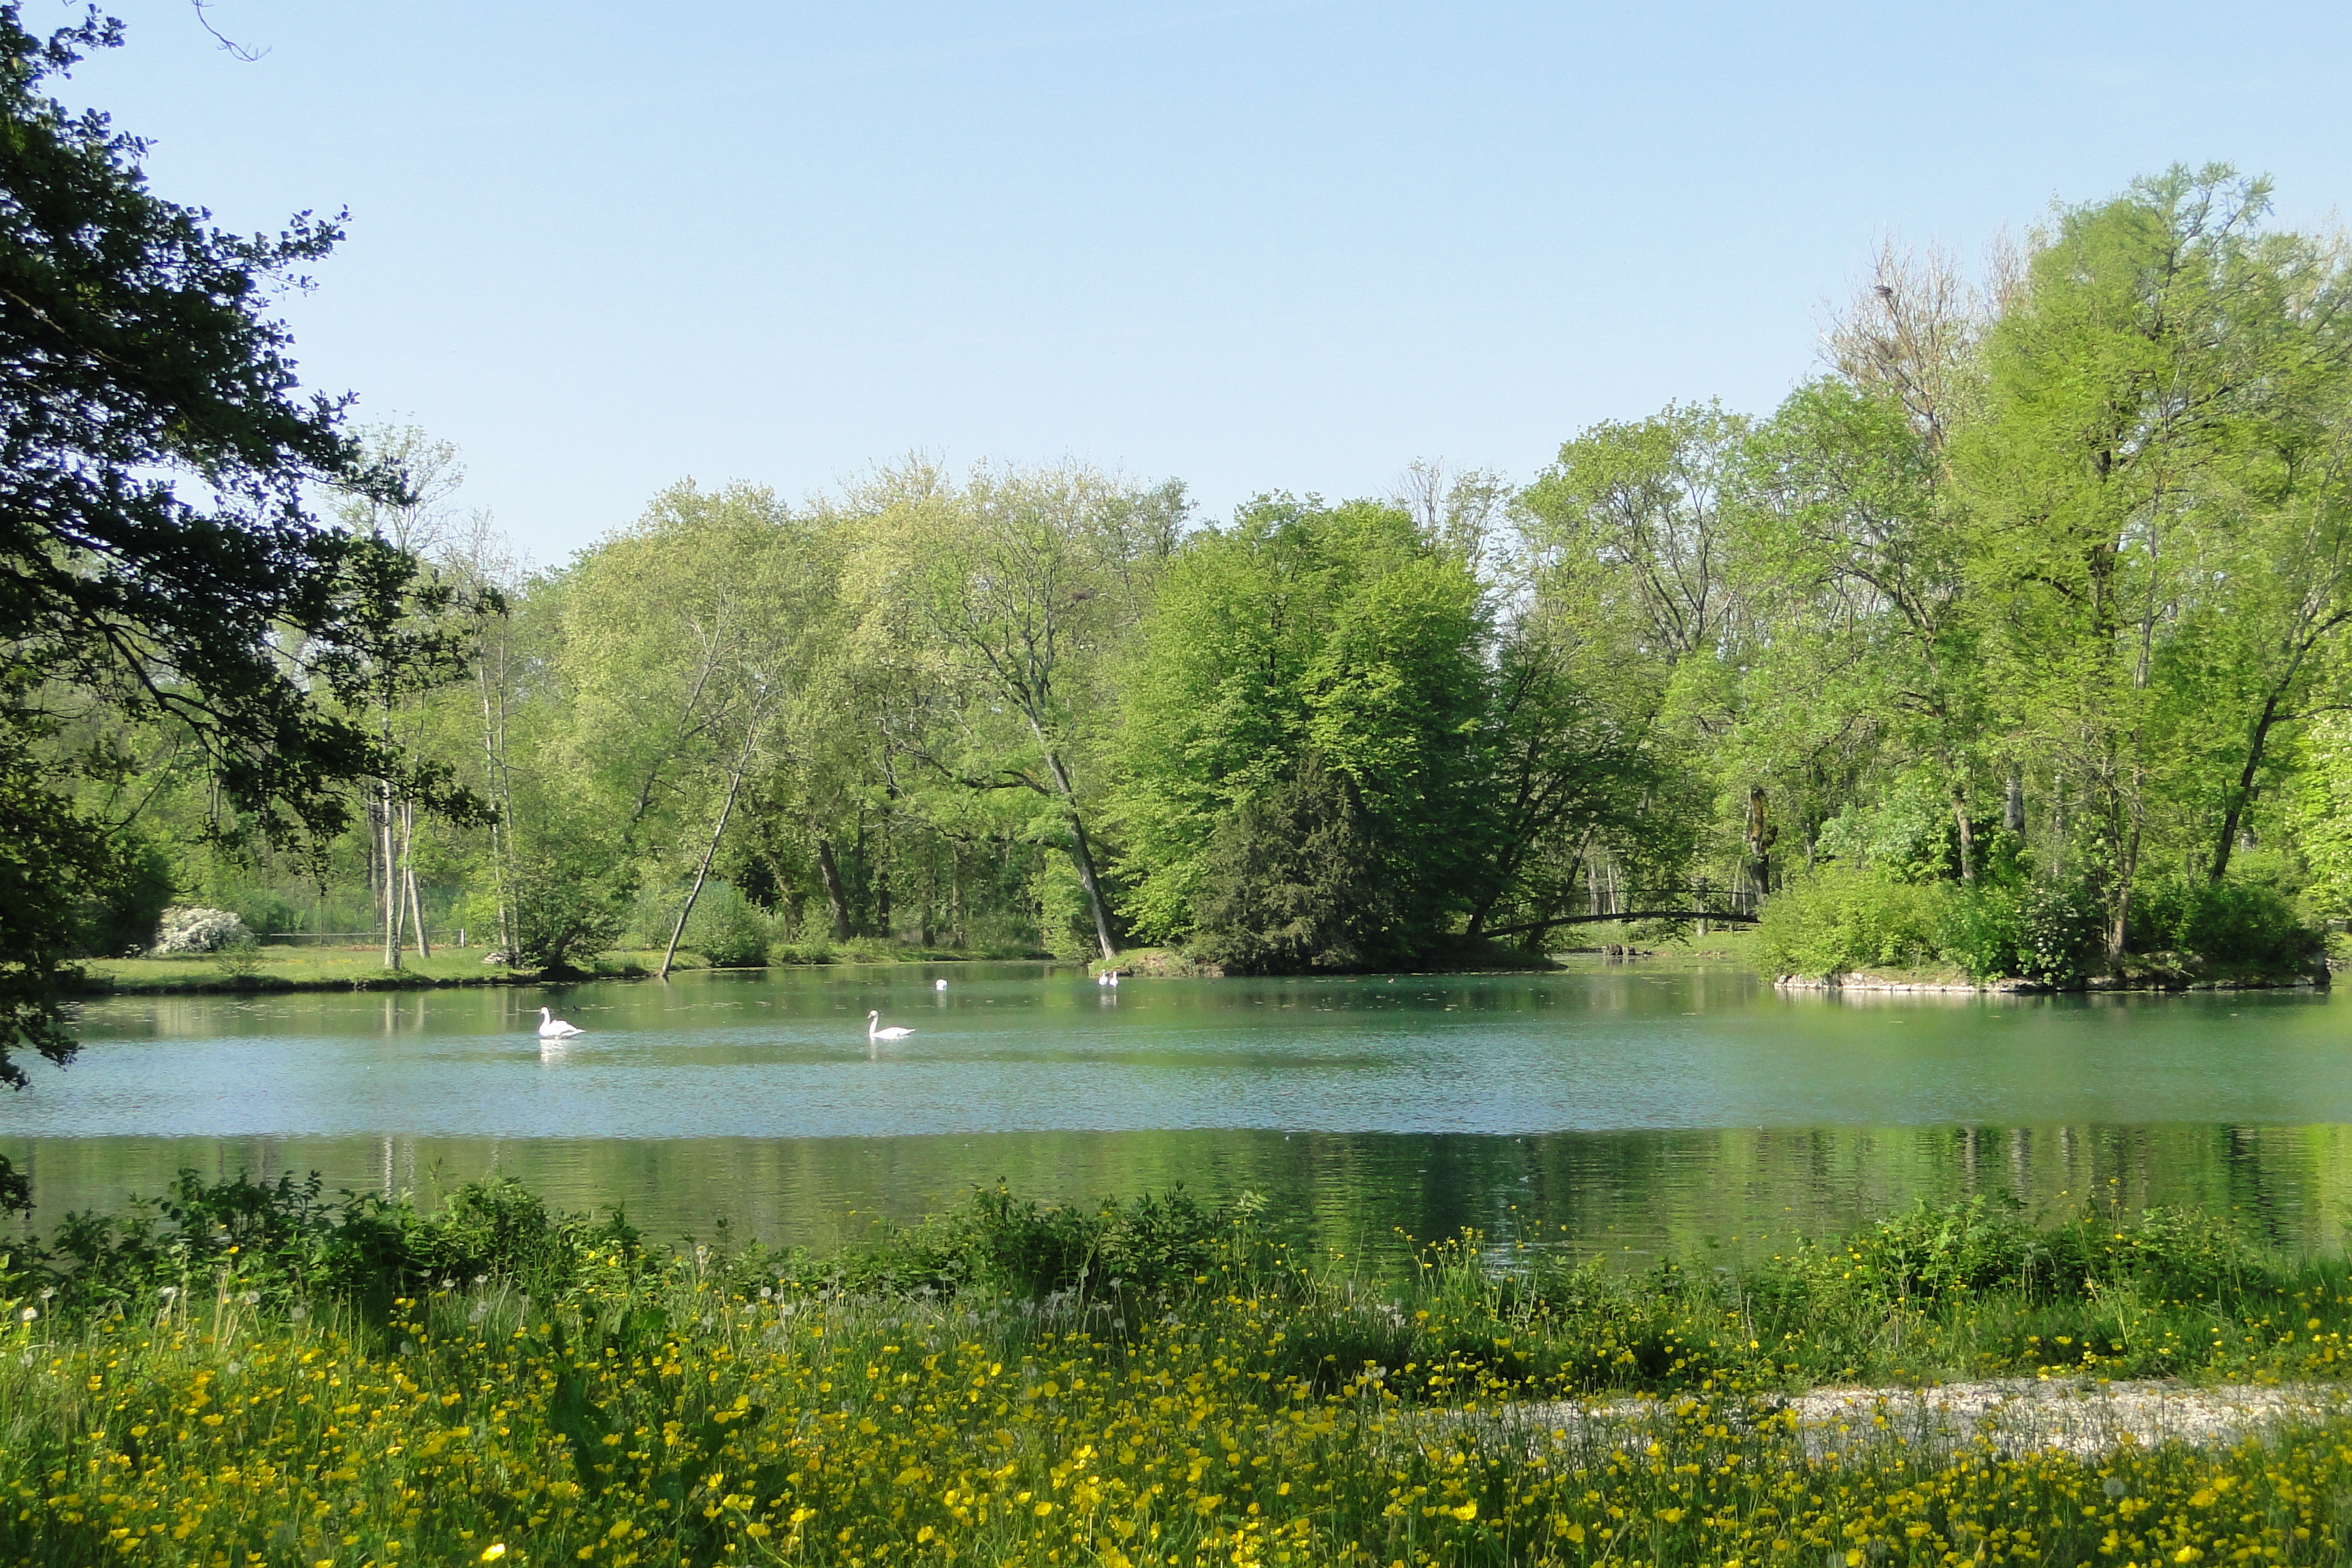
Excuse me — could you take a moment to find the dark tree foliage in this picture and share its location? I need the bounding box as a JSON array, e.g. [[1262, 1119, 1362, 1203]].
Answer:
[[0, 6, 472, 1107], [1190, 750, 1399, 973]]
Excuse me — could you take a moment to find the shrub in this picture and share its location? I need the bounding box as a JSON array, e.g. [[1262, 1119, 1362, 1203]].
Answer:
[[1190, 751, 1397, 974], [2129, 876, 2321, 971], [1758, 868, 2104, 983], [16, 1169, 640, 1322], [508, 844, 630, 972], [2010, 875, 2104, 982], [1028, 853, 1100, 963], [222, 888, 301, 936], [1752, 864, 1955, 977], [149, 906, 252, 956], [681, 881, 774, 968], [806, 1184, 1232, 1302], [1936, 883, 2022, 981]]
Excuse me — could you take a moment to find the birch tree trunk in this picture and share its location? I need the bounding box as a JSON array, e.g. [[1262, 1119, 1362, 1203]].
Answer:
[[380, 776, 404, 970]]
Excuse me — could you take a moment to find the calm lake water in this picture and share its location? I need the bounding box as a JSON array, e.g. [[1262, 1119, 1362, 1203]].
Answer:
[[6, 960, 2351, 1260]]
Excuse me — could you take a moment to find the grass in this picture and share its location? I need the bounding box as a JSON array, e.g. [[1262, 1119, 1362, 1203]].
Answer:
[[69, 941, 1058, 996], [10, 1177, 2352, 1563], [75, 948, 525, 994]]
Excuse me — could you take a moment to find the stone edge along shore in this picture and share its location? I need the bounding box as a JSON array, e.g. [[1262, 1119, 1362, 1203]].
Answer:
[[1776, 973, 2330, 995]]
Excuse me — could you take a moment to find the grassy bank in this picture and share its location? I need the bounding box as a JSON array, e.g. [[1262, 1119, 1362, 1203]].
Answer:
[[73, 949, 530, 994], [69, 943, 1054, 996], [10, 1180, 2352, 1564]]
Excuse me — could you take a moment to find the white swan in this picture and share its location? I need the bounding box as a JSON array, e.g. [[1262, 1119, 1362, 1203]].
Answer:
[[867, 1010, 913, 1041], [537, 1007, 583, 1039], [934, 978, 949, 991]]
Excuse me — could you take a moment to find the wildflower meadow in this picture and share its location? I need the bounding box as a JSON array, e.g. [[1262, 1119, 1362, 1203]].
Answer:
[[7, 1176, 2352, 1566]]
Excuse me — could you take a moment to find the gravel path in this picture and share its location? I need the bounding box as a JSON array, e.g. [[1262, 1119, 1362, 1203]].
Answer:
[[1494, 1380, 2352, 1458]]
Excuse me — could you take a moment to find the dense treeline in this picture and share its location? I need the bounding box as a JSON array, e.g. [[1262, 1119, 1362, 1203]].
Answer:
[[31, 167, 2352, 987]]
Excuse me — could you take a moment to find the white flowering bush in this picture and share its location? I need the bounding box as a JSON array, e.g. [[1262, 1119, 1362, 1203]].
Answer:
[[151, 906, 254, 956]]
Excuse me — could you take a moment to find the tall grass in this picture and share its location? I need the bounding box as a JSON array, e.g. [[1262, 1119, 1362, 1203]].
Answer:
[[7, 1178, 2352, 1565]]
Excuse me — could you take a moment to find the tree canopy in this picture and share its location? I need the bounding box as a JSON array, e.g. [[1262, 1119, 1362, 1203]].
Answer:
[[0, 4, 470, 1089]]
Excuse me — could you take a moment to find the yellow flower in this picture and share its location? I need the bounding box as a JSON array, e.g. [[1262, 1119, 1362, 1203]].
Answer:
[[480, 1548, 507, 1563]]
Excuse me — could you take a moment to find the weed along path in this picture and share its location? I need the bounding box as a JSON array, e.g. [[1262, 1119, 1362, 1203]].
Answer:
[[14, 958, 2352, 1258]]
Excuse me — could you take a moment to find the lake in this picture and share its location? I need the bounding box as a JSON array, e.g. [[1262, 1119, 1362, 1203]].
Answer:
[[6, 959, 2350, 1262]]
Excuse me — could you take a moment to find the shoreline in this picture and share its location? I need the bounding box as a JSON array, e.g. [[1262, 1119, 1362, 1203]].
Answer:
[[1776, 970, 2330, 995], [63, 949, 1060, 999], [64, 954, 2339, 999]]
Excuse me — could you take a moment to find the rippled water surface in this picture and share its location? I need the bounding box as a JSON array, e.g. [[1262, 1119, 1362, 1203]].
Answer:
[[7, 960, 2350, 1258]]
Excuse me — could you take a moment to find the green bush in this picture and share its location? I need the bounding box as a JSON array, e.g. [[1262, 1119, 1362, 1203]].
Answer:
[[221, 887, 301, 936], [2131, 876, 2321, 971], [1935, 882, 2021, 981], [509, 843, 630, 973], [680, 881, 774, 967], [1759, 866, 2103, 983], [2010, 875, 2104, 982], [16, 1169, 642, 1323], [1752, 864, 1956, 977], [806, 1183, 1230, 1301]]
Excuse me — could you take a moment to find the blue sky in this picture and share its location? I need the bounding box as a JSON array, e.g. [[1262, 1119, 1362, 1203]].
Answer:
[[69, 0, 2352, 563]]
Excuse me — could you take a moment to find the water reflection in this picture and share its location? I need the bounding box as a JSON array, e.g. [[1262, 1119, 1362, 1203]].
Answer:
[[9, 1122, 2352, 1265], [5, 961, 2346, 1262]]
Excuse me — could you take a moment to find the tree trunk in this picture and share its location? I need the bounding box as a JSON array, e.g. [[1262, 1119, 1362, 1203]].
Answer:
[[380, 778, 403, 970], [2210, 693, 2285, 883], [815, 836, 851, 941], [402, 800, 431, 958], [662, 727, 760, 979], [1039, 745, 1117, 961], [1949, 787, 1976, 884], [949, 844, 964, 949], [406, 864, 431, 958], [1743, 786, 1776, 907], [2004, 769, 2025, 836], [2106, 811, 2142, 965], [478, 659, 515, 959]]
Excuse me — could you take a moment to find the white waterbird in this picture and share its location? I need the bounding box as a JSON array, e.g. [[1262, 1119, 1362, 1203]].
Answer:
[[537, 1007, 583, 1039], [867, 1010, 914, 1041], [934, 978, 949, 991]]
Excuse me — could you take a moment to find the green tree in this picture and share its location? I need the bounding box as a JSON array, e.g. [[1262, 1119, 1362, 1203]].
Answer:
[[1111, 495, 1490, 967], [539, 483, 826, 973], [0, 7, 469, 1107], [1956, 165, 2352, 956], [853, 463, 1173, 962], [1519, 402, 1750, 917]]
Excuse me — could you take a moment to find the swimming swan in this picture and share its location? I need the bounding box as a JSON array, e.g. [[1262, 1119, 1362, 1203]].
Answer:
[[537, 1007, 583, 1039], [867, 1010, 913, 1041], [934, 978, 949, 991]]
